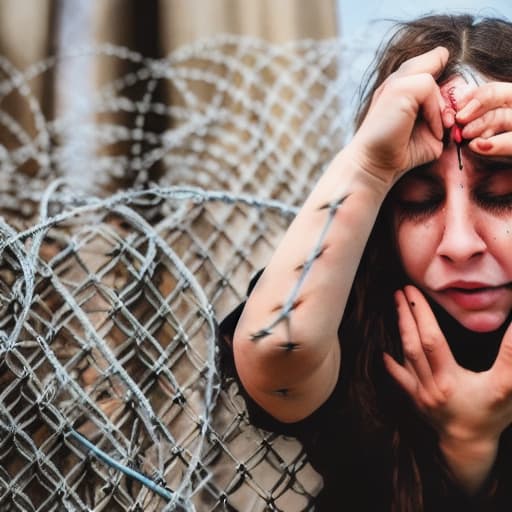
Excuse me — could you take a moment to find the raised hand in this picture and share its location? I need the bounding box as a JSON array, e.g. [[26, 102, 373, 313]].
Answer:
[[383, 285, 512, 493], [456, 81, 512, 155], [347, 47, 451, 185]]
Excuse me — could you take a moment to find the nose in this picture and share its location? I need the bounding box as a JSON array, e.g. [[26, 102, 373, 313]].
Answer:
[[436, 196, 486, 264]]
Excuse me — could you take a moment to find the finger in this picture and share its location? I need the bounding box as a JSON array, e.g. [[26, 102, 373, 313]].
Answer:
[[404, 359, 420, 382], [402, 285, 457, 376], [372, 73, 445, 141], [395, 74, 445, 140], [393, 46, 449, 80], [467, 132, 512, 156], [421, 83, 445, 141], [372, 51, 447, 116], [382, 352, 417, 396], [395, 289, 435, 385], [491, 318, 512, 375], [462, 107, 512, 139], [457, 82, 512, 123], [442, 106, 456, 129]]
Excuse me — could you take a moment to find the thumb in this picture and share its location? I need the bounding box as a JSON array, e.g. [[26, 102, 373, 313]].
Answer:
[[492, 319, 512, 373]]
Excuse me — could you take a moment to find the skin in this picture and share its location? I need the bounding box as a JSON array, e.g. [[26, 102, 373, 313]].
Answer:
[[234, 45, 512, 496], [234, 47, 451, 422], [384, 74, 512, 493], [392, 143, 512, 333]]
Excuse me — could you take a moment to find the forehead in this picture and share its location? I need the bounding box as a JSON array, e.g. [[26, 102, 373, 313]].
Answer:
[[440, 75, 472, 107], [399, 152, 512, 186], [439, 68, 487, 106]]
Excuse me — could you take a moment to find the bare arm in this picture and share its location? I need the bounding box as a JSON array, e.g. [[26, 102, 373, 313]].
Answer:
[[234, 154, 389, 422], [233, 47, 449, 423]]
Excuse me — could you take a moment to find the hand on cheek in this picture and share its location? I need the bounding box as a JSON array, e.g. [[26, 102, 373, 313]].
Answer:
[[383, 285, 512, 446], [382, 286, 458, 428]]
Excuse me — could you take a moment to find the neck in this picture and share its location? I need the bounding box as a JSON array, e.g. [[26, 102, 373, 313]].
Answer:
[[429, 300, 511, 372]]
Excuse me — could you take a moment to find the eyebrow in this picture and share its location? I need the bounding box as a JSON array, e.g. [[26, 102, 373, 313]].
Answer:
[[403, 165, 440, 183], [392, 167, 441, 196], [469, 154, 512, 174], [395, 155, 512, 190]]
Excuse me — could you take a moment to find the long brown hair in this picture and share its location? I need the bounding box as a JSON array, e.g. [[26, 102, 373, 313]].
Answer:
[[345, 13, 512, 511]]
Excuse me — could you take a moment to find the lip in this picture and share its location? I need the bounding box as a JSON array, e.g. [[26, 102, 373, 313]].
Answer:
[[441, 281, 499, 290], [439, 282, 511, 310]]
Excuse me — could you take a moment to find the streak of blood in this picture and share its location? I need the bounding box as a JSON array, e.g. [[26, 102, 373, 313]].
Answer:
[[448, 86, 463, 169]]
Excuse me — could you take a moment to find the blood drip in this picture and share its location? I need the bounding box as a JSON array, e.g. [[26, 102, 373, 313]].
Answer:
[[448, 87, 463, 170]]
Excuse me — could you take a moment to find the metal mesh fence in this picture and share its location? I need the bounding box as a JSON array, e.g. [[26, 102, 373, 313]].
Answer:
[[0, 35, 359, 510]]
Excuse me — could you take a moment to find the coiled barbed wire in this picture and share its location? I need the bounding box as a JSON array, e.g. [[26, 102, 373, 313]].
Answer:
[[0, 33, 379, 510]]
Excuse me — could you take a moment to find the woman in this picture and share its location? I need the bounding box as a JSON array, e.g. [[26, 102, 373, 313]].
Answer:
[[219, 14, 512, 510]]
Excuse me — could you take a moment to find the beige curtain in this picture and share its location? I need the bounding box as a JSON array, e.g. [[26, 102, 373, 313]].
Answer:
[[0, 0, 340, 193], [0, 0, 56, 177], [91, 0, 341, 194], [93, 0, 337, 50], [158, 0, 338, 48], [0, 0, 339, 150]]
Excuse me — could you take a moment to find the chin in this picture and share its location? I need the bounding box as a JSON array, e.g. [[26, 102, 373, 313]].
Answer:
[[456, 311, 509, 333]]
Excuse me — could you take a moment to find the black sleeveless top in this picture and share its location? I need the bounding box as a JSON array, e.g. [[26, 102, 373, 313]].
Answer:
[[218, 270, 512, 511]]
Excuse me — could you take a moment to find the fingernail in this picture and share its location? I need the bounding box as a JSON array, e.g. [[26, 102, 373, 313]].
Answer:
[[443, 108, 455, 126], [476, 139, 493, 151]]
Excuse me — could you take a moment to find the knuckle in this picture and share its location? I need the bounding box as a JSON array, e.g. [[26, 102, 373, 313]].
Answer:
[[419, 72, 435, 85], [502, 108, 512, 129], [481, 127, 494, 139], [499, 342, 512, 364], [397, 60, 413, 73], [433, 391, 448, 409], [402, 344, 419, 362], [421, 341, 435, 355], [491, 379, 512, 404], [489, 109, 500, 125], [418, 389, 436, 410], [479, 83, 496, 104], [492, 386, 510, 405], [382, 76, 403, 95], [419, 389, 447, 411], [436, 380, 452, 400], [420, 333, 437, 354]]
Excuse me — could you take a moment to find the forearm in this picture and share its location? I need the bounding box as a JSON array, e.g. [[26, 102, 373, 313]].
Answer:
[[238, 145, 390, 336], [232, 145, 391, 418], [439, 435, 499, 495]]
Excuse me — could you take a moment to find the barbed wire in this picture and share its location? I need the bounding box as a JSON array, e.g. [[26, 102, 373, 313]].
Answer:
[[0, 33, 378, 510]]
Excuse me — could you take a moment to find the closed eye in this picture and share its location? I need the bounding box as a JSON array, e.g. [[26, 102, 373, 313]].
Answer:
[[473, 171, 512, 212], [475, 192, 512, 212], [392, 171, 444, 221], [394, 197, 443, 220]]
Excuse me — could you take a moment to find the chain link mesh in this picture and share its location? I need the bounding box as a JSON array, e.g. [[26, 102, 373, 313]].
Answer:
[[0, 34, 364, 510]]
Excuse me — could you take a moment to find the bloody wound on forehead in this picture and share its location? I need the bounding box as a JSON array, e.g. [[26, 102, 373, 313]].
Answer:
[[448, 86, 464, 170]]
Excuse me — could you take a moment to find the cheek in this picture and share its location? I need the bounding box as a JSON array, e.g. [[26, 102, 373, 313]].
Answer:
[[492, 217, 512, 274], [395, 219, 437, 280]]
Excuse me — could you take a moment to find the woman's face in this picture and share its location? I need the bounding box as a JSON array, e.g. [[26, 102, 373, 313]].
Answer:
[[392, 143, 512, 333]]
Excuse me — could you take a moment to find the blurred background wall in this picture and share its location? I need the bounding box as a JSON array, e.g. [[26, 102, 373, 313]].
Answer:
[[0, 0, 338, 138], [0, 0, 340, 201]]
